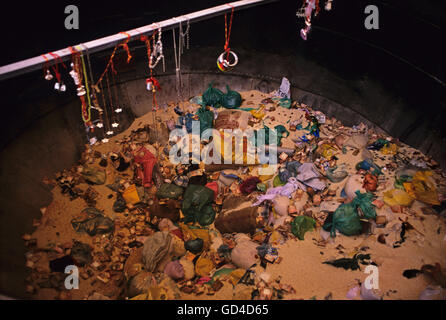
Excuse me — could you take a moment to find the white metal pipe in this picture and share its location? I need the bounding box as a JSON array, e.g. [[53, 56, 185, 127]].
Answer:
[[0, 0, 276, 81]]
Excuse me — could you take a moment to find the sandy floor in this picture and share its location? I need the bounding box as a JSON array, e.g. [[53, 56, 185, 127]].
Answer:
[[24, 90, 446, 300]]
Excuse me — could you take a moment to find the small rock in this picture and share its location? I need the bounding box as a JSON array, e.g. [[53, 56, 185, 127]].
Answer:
[[377, 234, 386, 244], [313, 195, 321, 206]]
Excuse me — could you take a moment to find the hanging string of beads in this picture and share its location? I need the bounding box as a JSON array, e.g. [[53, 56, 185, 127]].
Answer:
[[217, 4, 238, 72], [85, 46, 105, 136], [94, 32, 132, 88], [179, 18, 190, 55], [68, 47, 93, 128]]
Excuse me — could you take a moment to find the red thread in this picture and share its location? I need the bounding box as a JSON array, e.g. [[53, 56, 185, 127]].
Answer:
[[95, 31, 133, 86], [119, 32, 132, 63], [41, 54, 50, 78], [46, 52, 67, 83], [48, 52, 67, 69], [224, 5, 235, 60], [315, 0, 321, 15]]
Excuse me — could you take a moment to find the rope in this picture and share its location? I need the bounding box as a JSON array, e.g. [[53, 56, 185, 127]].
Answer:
[[80, 52, 92, 123], [110, 69, 121, 130], [140, 32, 162, 112], [105, 70, 116, 125], [172, 27, 182, 101], [111, 66, 121, 114], [224, 4, 235, 59], [85, 46, 100, 110], [85, 46, 105, 134], [119, 32, 133, 63], [98, 73, 111, 132], [41, 54, 51, 78], [68, 46, 91, 124]]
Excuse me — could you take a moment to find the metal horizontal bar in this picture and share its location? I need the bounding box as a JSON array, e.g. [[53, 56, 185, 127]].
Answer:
[[0, 0, 277, 81]]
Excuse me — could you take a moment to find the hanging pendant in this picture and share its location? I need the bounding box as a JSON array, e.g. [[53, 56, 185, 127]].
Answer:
[[106, 130, 114, 135], [102, 138, 109, 143], [146, 78, 159, 92], [115, 107, 122, 113], [111, 122, 119, 128], [54, 82, 66, 92], [45, 70, 53, 81], [217, 51, 238, 72], [77, 86, 86, 96], [89, 137, 98, 145], [96, 122, 104, 128], [69, 69, 80, 86]]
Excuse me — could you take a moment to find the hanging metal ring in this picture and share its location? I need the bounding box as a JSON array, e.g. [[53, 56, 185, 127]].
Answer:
[[217, 51, 238, 72]]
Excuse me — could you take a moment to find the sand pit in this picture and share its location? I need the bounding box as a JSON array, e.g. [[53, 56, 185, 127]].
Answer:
[[23, 90, 446, 300]]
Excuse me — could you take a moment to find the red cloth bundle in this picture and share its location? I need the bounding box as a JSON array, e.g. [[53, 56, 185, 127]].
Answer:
[[133, 146, 157, 187]]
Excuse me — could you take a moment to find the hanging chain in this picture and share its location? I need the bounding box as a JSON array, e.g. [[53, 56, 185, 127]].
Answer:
[[179, 19, 190, 54], [172, 27, 183, 102]]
